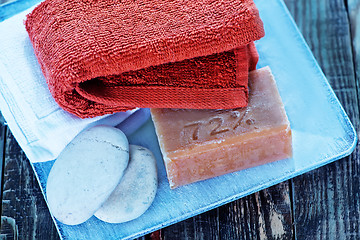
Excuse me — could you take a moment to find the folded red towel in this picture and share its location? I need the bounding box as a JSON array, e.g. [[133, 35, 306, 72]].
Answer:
[[25, 0, 264, 118]]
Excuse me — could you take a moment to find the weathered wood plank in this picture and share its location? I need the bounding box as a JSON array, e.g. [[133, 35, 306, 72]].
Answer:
[[217, 182, 292, 240], [0, 128, 60, 239], [347, 0, 360, 118], [162, 182, 293, 240], [285, 0, 360, 239], [162, 205, 220, 240], [0, 113, 6, 224]]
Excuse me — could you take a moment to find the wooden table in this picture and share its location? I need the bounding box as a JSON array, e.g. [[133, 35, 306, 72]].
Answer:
[[1, 0, 359, 239]]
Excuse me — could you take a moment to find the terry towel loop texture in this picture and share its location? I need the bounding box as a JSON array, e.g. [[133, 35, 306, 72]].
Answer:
[[25, 0, 265, 118]]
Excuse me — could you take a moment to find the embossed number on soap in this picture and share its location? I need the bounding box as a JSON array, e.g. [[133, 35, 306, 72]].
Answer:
[[209, 117, 229, 136], [183, 122, 202, 141], [182, 109, 252, 142], [232, 110, 248, 130]]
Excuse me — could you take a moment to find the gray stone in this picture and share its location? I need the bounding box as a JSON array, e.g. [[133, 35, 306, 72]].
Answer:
[[94, 145, 158, 223], [46, 125, 129, 225]]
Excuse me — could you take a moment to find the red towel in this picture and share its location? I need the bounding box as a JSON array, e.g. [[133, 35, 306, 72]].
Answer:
[[25, 0, 264, 118]]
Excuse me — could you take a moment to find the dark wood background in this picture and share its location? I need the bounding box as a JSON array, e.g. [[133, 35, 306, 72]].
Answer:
[[1, 0, 359, 239]]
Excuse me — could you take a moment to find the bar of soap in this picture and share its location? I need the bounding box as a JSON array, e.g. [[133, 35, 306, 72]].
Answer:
[[151, 66, 292, 189]]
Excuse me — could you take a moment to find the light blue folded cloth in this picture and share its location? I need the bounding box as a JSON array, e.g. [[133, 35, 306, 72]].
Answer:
[[0, 6, 149, 163]]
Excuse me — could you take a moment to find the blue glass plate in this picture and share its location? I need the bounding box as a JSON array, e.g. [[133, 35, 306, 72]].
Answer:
[[7, 0, 358, 239]]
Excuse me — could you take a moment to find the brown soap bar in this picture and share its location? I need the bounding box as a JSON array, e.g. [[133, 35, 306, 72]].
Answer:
[[151, 67, 292, 189]]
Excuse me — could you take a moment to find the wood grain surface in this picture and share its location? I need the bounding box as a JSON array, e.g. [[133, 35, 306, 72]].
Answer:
[[288, 0, 360, 239], [1, 0, 359, 239], [1, 127, 60, 240]]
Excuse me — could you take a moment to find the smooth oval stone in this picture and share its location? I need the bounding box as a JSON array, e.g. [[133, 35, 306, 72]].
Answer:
[[94, 145, 158, 223], [46, 125, 129, 225]]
